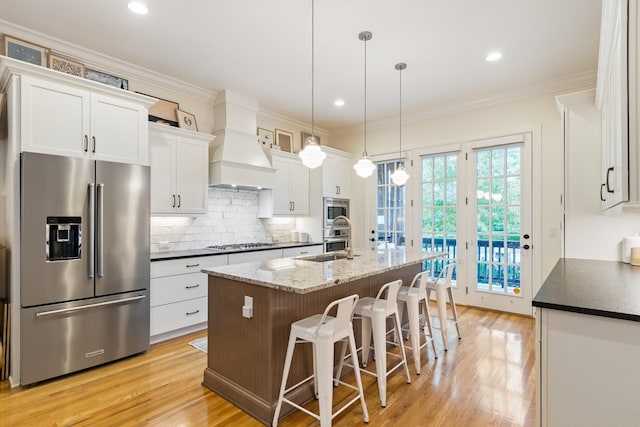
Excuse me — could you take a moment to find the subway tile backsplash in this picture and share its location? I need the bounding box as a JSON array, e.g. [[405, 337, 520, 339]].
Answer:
[[150, 187, 297, 252]]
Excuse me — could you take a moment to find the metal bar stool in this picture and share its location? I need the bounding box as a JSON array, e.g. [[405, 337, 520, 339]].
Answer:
[[272, 294, 369, 427], [396, 270, 437, 375], [426, 263, 461, 351], [340, 279, 411, 408]]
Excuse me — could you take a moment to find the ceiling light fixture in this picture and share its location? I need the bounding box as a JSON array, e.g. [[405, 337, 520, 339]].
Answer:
[[390, 62, 409, 186], [334, 99, 345, 107], [299, 0, 326, 169], [486, 51, 502, 62], [127, 1, 148, 14], [353, 31, 376, 178]]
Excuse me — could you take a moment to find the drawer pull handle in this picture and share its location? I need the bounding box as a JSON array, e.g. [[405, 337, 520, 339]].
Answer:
[[186, 263, 200, 268], [300, 251, 308, 254], [185, 284, 200, 289], [186, 310, 200, 316]]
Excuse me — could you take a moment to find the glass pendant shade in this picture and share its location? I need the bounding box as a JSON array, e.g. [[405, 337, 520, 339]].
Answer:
[[299, 137, 326, 169], [354, 155, 375, 177], [390, 165, 409, 186]]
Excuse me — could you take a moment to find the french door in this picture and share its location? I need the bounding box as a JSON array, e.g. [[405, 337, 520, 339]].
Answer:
[[412, 133, 532, 315], [466, 134, 532, 315]]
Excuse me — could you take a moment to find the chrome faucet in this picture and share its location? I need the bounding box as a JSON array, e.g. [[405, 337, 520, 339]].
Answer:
[[329, 215, 353, 259]]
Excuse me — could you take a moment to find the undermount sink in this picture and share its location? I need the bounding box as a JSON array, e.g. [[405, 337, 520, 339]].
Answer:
[[301, 253, 358, 262]]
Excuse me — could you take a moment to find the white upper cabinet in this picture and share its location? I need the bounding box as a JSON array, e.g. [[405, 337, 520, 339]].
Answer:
[[149, 123, 214, 215], [322, 154, 351, 199], [269, 151, 309, 215], [17, 74, 150, 165], [597, 0, 639, 211]]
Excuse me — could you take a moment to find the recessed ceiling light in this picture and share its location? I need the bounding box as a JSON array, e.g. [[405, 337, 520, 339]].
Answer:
[[334, 99, 345, 107], [127, 1, 148, 14], [486, 51, 502, 62]]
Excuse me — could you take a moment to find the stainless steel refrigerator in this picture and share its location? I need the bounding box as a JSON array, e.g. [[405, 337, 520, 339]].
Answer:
[[20, 152, 150, 385]]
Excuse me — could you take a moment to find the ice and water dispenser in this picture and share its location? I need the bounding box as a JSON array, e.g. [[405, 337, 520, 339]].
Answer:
[[46, 216, 81, 261]]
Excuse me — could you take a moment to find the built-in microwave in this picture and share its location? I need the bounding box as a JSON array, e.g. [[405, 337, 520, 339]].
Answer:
[[323, 197, 350, 228]]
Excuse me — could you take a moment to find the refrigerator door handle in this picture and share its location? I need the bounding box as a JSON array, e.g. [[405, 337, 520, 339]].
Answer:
[[88, 183, 95, 279], [35, 295, 147, 317], [97, 183, 104, 277]]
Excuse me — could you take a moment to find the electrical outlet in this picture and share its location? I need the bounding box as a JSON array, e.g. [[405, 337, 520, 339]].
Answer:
[[242, 295, 253, 319]]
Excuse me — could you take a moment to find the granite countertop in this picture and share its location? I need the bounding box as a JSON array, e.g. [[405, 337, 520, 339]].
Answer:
[[150, 242, 323, 261], [202, 248, 444, 294], [533, 258, 640, 322]]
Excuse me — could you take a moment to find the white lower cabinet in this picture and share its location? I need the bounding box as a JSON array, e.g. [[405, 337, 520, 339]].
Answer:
[[149, 245, 322, 342], [150, 254, 227, 342], [537, 308, 640, 425]]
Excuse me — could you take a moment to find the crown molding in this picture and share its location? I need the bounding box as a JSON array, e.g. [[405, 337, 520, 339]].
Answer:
[[258, 108, 329, 137], [330, 70, 598, 137], [0, 19, 216, 103]]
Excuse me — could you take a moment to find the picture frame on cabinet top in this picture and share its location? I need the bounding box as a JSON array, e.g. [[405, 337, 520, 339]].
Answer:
[[275, 129, 293, 153], [85, 68, 129, 90], [257, 127, 274, 148], [177, 109, 198, 132], [3, 35, 47, 66], [48, 53, 84, 77]]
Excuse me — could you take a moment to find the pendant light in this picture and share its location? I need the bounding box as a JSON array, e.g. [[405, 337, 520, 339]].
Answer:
[[353, 31, 376, 178], [299, 0, 326, 169], [390, 62, 409, 186]]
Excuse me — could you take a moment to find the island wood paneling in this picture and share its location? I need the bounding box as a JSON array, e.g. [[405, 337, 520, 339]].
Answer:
[[203, 264, 421, 424]]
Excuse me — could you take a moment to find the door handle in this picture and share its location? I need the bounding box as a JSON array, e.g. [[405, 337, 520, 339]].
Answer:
[[172, 194, 176, 208], [83, 135, 89, 152], [88, 183, 95, 278], [600, 183, 606, 201], [522, 244, 530, 250], [177, 194, 181, 208], [606, 167, 614, 193], [35, 295, 146, 317], [97, 183, 104, 277], [92, 136, 96, 153]]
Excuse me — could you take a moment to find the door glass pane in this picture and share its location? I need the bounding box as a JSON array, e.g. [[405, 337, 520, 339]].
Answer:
[[421, 152, 457, 278], [475, 144, 522, 296], [375, 159, 406, 248]]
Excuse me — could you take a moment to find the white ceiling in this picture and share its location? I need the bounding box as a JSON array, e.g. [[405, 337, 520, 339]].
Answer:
[[0, 0, 602, 132]]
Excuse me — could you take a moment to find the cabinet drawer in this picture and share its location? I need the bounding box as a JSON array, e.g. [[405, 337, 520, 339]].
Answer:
[[282, 245, 322, 258], [151, 254, 228, 278], [150, 273, 207, 307], [150, 297, 207, 336]]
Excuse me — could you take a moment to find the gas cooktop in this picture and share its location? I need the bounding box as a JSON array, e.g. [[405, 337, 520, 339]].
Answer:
[[206, 242, 276, 251]]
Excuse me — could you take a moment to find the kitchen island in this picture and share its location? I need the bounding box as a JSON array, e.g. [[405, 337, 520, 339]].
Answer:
[[533, 258, 640, 426], [201, 248, 442, 424]]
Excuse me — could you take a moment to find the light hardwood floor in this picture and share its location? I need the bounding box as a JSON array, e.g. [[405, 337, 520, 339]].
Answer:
[[0, 305, 535, 426]]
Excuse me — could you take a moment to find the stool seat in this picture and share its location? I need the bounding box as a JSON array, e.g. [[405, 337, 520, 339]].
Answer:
[[426, 263, 461, 351], [396, 270, 437, 375], [273, 294, 369, 427], [347, 279, 411, 408]]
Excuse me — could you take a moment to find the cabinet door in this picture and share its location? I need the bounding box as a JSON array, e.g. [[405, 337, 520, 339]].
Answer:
[[176, 137, 208, 214], [150, 133, 177, 214], [289, 161, 309, 215], [272, 156, 292, 214], [20, 75, 90, 158], [322, 156, 337, 197], [333, 156, 351, 198], [90, 94, 148, 165]]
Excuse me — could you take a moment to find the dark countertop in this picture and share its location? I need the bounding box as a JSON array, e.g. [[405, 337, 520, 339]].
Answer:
[[533, 258, 640, 322], [150, 242, 323, 261]]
